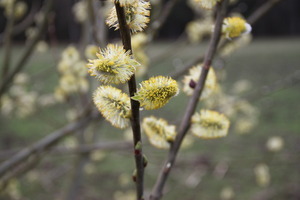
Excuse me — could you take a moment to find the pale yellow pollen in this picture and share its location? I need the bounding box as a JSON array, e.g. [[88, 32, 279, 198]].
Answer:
[[133, 76, 179, 110], [191, 110, 230, 139], [222, 17, 250, 38], [142, 116, 176, 149]]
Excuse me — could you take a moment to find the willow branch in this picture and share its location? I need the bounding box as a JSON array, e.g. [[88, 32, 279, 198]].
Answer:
[[247, 0, 284, 25], [150, 33, 187, 66], [170, 0, 284, 80], [11, 1, 40, 36], [0, 141, 132, 160], [170, 54, 204, 80], [0, 140, 130, 190], [148, 0, 180, 40], [216, 0, 285, 50], [65, 129, 89, 200], [87, 0, 100, 45], [0, 0, 53, 99], [57, 141, 132, 155], [245, 69, 300, 102], [150, 1, 229, 199], [1, 1, 16, 78], [0, 154, 41, 189], [0, 109, 98, 179], [87, 0, 107, 46], [114, 2, 144, 200]]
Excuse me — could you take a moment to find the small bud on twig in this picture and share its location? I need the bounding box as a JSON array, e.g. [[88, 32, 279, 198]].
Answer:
[[189, 79, 197, 89], [132, 169, 137, 182], [163, 162, 172, 173], [143, 154, 148, 168], [134, 141, 142, 155]]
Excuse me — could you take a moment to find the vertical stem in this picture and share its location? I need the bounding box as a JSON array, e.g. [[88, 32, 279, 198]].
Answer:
[[65, 129, 90, 200], [87, 0, 107, 47], [150, 1, 229, 199], [2, 1, 16, 78], [87, 0, 99, 45], [0, 0, 53, 99], [114, 2, 144, 200]]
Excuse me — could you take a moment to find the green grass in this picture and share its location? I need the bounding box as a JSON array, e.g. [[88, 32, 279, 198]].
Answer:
[[1, 38, 300, 200]]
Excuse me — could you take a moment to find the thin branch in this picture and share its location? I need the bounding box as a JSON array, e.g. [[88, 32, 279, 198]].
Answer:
[[0, 0, 53, 99], [0, 140, 131, 191], [150, 1, 229, 199], [0, 154, 41, 190], [65, 129, 89, 200], [1, 1, 16, 78], [87, 0, 107, 46], [170, 0, 285, 80], [252, 189, 276, 200], [0, 141, 132, 160], [245, 69, 300, 102], [247, 0, 284, 25], [170, 54, 204, 80], [148, 0, 180, 40], [87, 0, 99, 44], [216, 0, 285, 51], [11, 1, 40, 36], [65, 155, 89, 200], [56, 140, 132, 154], [0, 109, 98, 179], [150, 33, 187, 66], [114, 2, 144, 200]]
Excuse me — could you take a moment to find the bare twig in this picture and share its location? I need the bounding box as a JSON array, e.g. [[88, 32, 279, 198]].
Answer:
[[150, 33, 187, 66], [65, 156, 89, 200], [56, 140, 132, 154], [148, 0, 180, 40], [65, 129, 89, 200], [170, 54, 204, 80], [87, 0, 107, 46], [0, 141, 132, 161], [87, 0, 99, 44], [0, 0, 53, 99], [11, 1, 40, 36], [216, 0, 285, 52], [0, 109, 98, 179], [114, 2, 144, 200], [170, 0, 285, 80], [1, 1, 16, 78], [150, 1, 229, 199], [0, 154, 41, 190], [247, 0, 284, 25], [245, 69, 300, 102]]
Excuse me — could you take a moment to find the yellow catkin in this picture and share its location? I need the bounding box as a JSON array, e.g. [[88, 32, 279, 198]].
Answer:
[[93, 85, 131, 129], [191, 110, 230, 139], [222, 17, 251, 38], [106, 0, 151, 33], [142, 116, 176, 149], [182, 64, 217, 100], [193, 0, 220, 10], [86, 44, 139, 84], [132, 76, 179, 110]]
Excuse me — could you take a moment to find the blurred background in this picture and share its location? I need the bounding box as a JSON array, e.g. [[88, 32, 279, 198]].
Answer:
[[0, 0, 300, 200], [1, 0, 300, 41]]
